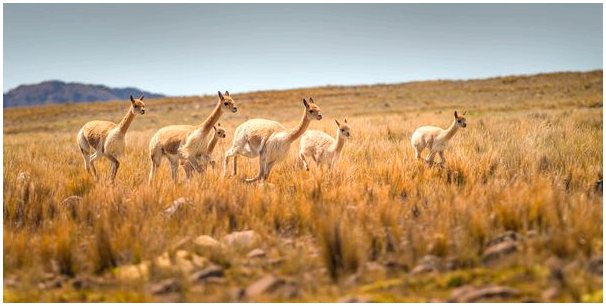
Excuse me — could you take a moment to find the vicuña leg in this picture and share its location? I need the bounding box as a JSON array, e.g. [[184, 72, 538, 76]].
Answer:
[[299, 152, 309, 171], [438, 151, 446, 164], [263, 161, 276, 180], [89, 152, 101, 178], [223, 148, 235, 178], [426, 150, 438, 164], [245, 155, 265, 183], [148, 152, 162, 184], [80, 149, 93, 175], [107, 155, 120, 182]]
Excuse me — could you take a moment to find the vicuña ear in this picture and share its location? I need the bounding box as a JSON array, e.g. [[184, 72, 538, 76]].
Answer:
[[454, 111, 459, 118], [225, 91, 230, 96], [335, 119, 341, 127], [213, 126, 217, 131], [139, 94, 145, 101], [463, 110, 468, 115], [217, 122, 221, 127], [344, 118, 348, 123], [303, 98, 309, 108], [309, 97, 314, 104], [130, 95, 135, 103], [218, 91, 224, 101]]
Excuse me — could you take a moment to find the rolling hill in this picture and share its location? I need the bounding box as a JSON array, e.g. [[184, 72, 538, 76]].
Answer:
[[3, 80, 165, 107]]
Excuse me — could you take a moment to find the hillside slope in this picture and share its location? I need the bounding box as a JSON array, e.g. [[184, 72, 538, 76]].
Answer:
[[3, 80, 165, 107]]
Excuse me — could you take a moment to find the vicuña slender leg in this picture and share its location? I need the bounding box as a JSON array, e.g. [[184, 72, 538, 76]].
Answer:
[[439, 151, 446, 164], [426, 150, 438, 164], [107, 155, 120, 182], [89, 151, 101, 178], [263, 161, 276, 180], [299, 152, 309, 171], [169, 161, 179, 182], [232, 155, 238, 176], [245, 155, 265, 183]]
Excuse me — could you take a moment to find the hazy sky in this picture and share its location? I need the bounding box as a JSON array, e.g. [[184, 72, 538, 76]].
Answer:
[[4, 4, 602, 96]]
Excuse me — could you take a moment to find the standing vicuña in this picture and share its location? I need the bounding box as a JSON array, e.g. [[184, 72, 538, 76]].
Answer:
[[223, 97, 323, 182], [181, 123, 227, 177], [410, 111, 467, 164], [299, 118, 351, 170], [77, 95, 146, 182], [148, 91, 237, 183]]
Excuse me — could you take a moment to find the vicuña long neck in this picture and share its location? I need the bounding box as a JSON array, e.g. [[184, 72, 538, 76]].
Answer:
[[285, 109, 311, 143], [206, 131, 219, 154], [198, 101, 223, 134], [439, 119, 459, 141], [330, 128, 346, 153], [117, 108, 136, 134]]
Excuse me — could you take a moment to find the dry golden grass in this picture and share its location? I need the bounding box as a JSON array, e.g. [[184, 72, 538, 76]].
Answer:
[[3, 71, 603, 302]]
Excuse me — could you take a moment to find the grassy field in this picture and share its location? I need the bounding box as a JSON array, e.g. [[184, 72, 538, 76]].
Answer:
[[3, 70, 603, 302]]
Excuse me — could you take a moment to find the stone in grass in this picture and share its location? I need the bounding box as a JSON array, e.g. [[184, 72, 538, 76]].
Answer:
[[222, 230, 260, 250], [449, 285, 520, 302], [174, 250, 195, 274], [149, 278, 181, 295], [410, 255, 442, 275], [485, 231, 521, 247], [190, 265, 225, 283], [115, 261, 151, 281], [482, 240, 519, 264], [245, 275, 289, 297], [154, 252, 173, 272], [193, 235, 223, 250], [247, 248, 266, 259]]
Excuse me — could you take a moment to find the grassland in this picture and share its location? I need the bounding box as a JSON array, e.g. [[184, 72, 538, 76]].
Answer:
[[3, 70, 603, 302]]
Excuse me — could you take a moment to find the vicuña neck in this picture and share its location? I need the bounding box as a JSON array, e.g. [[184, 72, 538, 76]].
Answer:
[[206, 131, 220, 153], [285, 109, 311, 143], [439, 119, 459, 141], [118, 108, 136, 134], [330, 128, 346, 153], [198, 101, 223, 134]]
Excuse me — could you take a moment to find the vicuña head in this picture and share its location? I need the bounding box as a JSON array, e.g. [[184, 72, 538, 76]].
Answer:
[[335, 118, 351, 138], [454, 111, 467, 128], [130, 95, 146, 115], [213, 123, 227, 139], [218, 91, 238, 113], [304, 97, 323, 120]]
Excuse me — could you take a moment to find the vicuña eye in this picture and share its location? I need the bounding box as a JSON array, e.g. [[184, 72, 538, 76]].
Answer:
[[224, 102, 228, 106]]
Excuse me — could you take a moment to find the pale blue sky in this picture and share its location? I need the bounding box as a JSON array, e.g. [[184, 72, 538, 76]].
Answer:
[[3, 4, 602, 96]]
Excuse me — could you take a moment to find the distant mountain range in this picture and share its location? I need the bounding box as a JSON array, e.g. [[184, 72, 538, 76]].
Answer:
[[3, 80, 165, 107]]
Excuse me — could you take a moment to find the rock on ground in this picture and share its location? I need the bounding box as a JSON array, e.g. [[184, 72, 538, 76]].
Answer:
[[193, 235, 223, 250], [222, 230, 260, 250], [149, 278, 181, 295], [247, 248, 266, 258], [450, 285, 520, 302], [115, 261, 150, 281], [245, 275, 297, 298], [482, 240, 518, 264], [190, 265, 225, 283]]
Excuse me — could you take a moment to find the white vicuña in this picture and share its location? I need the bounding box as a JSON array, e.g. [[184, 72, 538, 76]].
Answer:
[[410, 111, 467, 164], [148, 91, 237, 183], [299, 118, 351, 170], [223, 97, 323, 182], [181, 124, 227, 177], [77, 95, 146, 182]]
